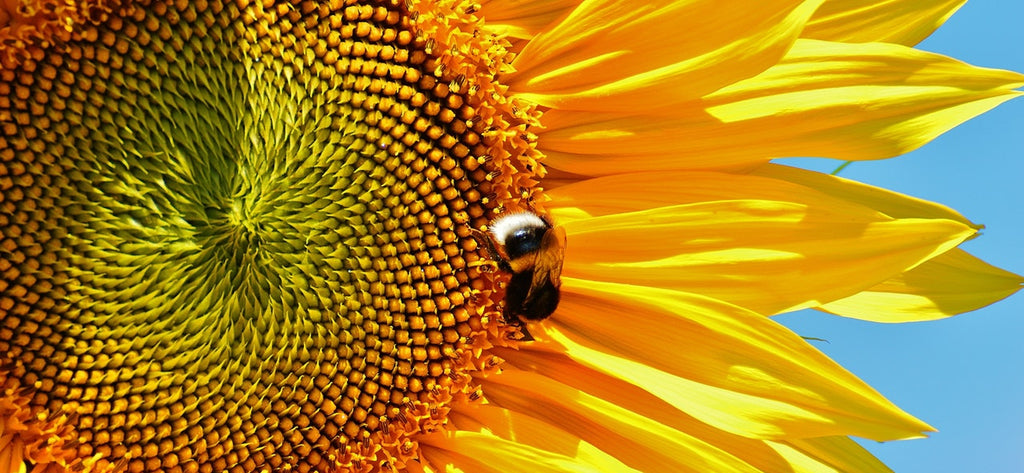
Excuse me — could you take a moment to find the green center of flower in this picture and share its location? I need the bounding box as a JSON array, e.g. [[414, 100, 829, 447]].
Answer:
[[0, 0, 529, 470]]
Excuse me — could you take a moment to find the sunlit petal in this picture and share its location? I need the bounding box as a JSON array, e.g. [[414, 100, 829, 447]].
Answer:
[[749, 163, 976, 226], [481, 366, 761, 472], [543, 279, 934, 440], [418, 405, 639, 473], [493, 344, 907, 473], [478, 0, 583, 40], [768, 437, 894, 473], [705, 39, 1024, 161], [804, 0, 966, 45], [536, 39, 1023, 176], [507, 0, 822, 111], [549, 177, 975, 314], [820, 248, 1024, 322]]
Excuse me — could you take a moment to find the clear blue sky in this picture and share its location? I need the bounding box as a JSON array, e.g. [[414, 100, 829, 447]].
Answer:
[[776, 2, 1024, 472]]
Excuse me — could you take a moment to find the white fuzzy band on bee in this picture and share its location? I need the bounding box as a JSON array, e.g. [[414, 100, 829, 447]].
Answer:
[[488, 212, 548, 246]]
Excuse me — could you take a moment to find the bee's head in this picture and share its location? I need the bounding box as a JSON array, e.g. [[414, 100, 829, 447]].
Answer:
[[489, 212, 551, 260]]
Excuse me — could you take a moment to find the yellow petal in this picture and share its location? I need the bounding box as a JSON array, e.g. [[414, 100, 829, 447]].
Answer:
[[540, 280, 934, 440], [418, 405, 640, 473], [804, 0, 966, 45], [478, 0, 583, 40], [481, 367, 762, 473], [538, 39, 1023, 176], [507, 0, 823, 112], [705, 39, 1024, 161], [749, 163, 977, 226], [546, 167, 955, 222], [819, 248, 1024, 322], [492, 347, 876, 473], [549, 175, 976, 314], [769, 437, 893, 473], [537, 109, 770, 175]]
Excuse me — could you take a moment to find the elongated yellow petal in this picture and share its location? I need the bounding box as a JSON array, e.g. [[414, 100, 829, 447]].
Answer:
[[507, 0, 822, 112], [537, 109, 770, 175], [705, 39, 1024, 161], [769, 437, 893, 473], [546, 167, 966, 223], [804, 0, 966, 45], [819, 248, 1024, 322], [418, 406, 640, 473], [479, 0, 583, 39], [481, 367, 762, 473], [549, 184, 976, 314], [542, 280, 933, 441], [540, 106, 778, 175], [537, 39, 1023, 175], [491, 347, 879, 473], [749, 163, 977, 226]]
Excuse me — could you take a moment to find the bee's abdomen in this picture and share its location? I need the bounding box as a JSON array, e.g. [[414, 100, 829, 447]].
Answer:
[[506, 271, 560, 321]]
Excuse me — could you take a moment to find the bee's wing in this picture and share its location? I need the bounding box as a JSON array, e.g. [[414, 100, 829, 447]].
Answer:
[[527, 226, 567, 301], [469, 227, 503, 260]]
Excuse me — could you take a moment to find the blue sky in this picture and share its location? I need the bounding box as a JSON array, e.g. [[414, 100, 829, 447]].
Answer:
[[776, 2, 1024, 472]]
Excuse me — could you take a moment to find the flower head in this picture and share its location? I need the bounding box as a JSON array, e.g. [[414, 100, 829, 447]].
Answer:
[[1, 0, 1021, 472]]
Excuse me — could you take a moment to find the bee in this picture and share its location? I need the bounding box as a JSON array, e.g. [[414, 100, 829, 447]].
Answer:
[[474, 211, 567, 340]]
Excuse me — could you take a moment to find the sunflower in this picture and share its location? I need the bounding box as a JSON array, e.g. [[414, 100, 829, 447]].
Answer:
[[1, 0, 1021, 472]]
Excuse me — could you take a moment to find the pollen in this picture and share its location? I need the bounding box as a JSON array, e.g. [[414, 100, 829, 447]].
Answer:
[[0, 0, 539, 471]]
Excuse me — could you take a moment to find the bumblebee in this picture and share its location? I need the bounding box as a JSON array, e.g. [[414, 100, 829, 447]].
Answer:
[[475, 212, 567, 340]]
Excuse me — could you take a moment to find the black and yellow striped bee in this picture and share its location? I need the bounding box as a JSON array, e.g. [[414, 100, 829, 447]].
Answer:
[[476, 212, 567, 340]]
